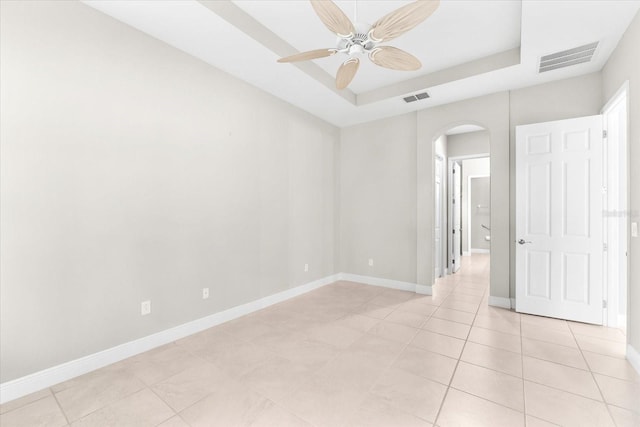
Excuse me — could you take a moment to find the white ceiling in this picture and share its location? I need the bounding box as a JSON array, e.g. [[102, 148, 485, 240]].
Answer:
[[83, 0, 640, 128]]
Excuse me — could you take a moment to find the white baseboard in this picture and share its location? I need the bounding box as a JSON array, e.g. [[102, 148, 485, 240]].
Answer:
[[462, 251, 471, 256], [470, 248, 490, 254], [415, 284, 433, 295], [338, 273, 419, 293], [0, 274, 339, 405], [488, 296, 512, 309], [627, 344, 640, 376]]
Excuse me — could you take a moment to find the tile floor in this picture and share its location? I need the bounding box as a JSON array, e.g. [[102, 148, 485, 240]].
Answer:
[[2, 255, 639, 426]]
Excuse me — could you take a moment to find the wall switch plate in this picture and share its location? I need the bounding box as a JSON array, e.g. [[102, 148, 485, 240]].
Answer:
[[202, 288, 209, 299], [632, 222, 638, 237], [141, 300, 151, 316], [368, 259, 374, 267], [304, 263, 309, 272]]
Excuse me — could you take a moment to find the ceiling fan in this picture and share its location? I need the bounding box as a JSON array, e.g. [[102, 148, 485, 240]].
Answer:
[[277, 0, 440, 90]]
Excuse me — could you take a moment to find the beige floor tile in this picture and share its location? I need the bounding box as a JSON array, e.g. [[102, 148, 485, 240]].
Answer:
[[0, 388, 52, 415], [568, 322, 626, 343], [594, 373, 640, 413], [523, 356, 601, 400], [393, 346, 457, 385], [394, 300, 438, 316], [54, 368, 146, 421], [157, 416, 190, 427], [433, 307, 476, 325], [337, 313, 379, 332], [249, 404, 312, 427], [476, 306, 521, 322], [344, 394, 433, 427], [174, 327, 239, 357], [608, 404, 640, 427], [461, 342, 523, 377], [384, 309, 429, 328], [410, 329, 466, 359], [575, 334, 627, 358], [473, 314, 521, 336], [524, 381, 614, 427], [217, 318, 284, 343], [268, 337, 338, 369], [179, 381, 274, 427], [370, 367, 447, 423], [151, 360, 230, 412], [238, 356, 311, 403], [522, 338, 588, 369], [525, 415, 560, 426], [583, 351, 640, 382], [353, 302, 395, 320], [278, 375, 368, 427], [345, 334, 405, 367], [423, 317, 471, 340], [315, 353, 386, 393], [203, 340, 281, 378], [368, 320, 419, 344], [72, 388, 174, 427], [0, 395, 67, 427], [468, 326, 522, 353], [451, 361, 524, 411], [520, 314, 570, 332], [521, 323, 578, 348], [116, 344, 203, 386], [439, 299, 480, 313], [437, 388, 524, 427]]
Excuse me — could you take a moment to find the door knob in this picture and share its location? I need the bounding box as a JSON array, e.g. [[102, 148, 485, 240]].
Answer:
[[518, 239, 532, 245]]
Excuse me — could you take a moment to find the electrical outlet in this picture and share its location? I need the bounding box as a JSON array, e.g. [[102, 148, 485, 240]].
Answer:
[[141, 300, 151, 316], [304, 263, 309, 272], [368, 258, 374, 267], [202, 288, 209, 299]]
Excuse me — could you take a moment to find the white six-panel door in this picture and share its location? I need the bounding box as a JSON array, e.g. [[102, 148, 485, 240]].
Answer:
[[515, 116, 603, 324]]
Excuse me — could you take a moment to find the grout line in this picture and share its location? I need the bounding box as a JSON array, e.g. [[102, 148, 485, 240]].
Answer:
[[50, 388, 72, 427], [567, 322, 619, 427]]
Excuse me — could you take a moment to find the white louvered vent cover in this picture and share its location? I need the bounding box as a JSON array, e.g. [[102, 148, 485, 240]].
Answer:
[[403, 91, 430, 103], [539, 42, 599, 73]]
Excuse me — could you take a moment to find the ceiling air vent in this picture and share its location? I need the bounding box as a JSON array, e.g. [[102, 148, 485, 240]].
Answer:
[[403, 91, 430, 103], [539, 42, 598, 73]]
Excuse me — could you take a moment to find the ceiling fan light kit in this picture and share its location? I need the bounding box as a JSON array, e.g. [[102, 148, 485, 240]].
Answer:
[[278, 0, 440, 90]]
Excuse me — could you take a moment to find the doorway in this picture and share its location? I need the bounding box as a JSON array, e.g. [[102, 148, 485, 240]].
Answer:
[[433, 125, 491, 279]]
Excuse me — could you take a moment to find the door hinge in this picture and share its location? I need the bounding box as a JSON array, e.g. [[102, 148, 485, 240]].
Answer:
[[603, 130, 608, 139], [453, 169, 456, 174], [452, 229, 455, 234], [603, 243, 608, 251], [603, 300, 607, 309], [452, 259, 456, 264]]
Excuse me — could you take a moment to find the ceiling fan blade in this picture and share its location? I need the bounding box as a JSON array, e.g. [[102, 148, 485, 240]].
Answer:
[[278, 48, 337, 63], [336, 58, 360, 89], [370, 46, 422, 71], [310, 0, 355, 37], [370, 0, 440, 42]]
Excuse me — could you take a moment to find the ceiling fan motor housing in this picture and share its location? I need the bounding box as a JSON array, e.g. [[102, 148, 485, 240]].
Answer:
[[337, 23, 377, 56]]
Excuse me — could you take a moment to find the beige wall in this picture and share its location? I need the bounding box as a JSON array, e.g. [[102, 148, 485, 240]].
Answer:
[[0, 1, 338, 382], [339, 114, 418, 283], [602, 11, 640, 350], [461, 158, 491, 253], [447, 131, 490, 158]]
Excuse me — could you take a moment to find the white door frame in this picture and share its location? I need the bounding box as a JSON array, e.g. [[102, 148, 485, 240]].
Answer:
[[601, 81, 629, 329], [435, 154, 445, 278], [448, 153, 490, 273], [468, 174, 490, 254]]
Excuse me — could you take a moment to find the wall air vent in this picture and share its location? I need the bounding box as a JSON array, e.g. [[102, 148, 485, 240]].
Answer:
[[403, 91, 430, 103], [538, 42, 598, 73]]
